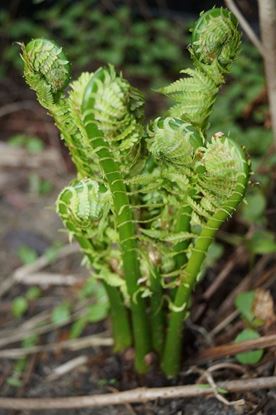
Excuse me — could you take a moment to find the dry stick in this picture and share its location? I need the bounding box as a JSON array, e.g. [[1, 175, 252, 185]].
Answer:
[[217, 254, 272, 318], [0, 100, 37, 117], [189, 367, 244, 406], [0, 377, 275, 410], [46, 355, 88, 381], [194, 334, 276, 363], [224, 0, 264, 56], [16, 272, 84, 286], [210, 310, 239, 337], [0, 301, 97, 348], [203, 248, 243, 301], [0, 334, 113, 359], [258, 0, 276, 143], [0, 243, 79, 298]]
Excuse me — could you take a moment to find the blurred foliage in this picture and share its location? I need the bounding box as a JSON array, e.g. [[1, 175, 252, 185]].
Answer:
[[17, 245, 38, 264], [0, 0, 189, 90], [8, 134, 45, 153]]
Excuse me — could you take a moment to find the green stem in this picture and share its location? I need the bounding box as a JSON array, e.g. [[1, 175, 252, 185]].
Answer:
[[162, 174, 248, 376], [76, 237, 132, 352], [149, 267, 164, 355], [82, 96, 151, 373], [174, 204, 192, 270], [103, 282, 132, 352], [169, 203, 192, 301]]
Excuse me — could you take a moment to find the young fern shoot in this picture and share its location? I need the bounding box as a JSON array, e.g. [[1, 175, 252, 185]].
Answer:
[[21, 7, 249, 376]]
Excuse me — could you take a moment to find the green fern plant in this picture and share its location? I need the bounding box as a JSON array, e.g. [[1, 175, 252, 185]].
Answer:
[[21, 7, 249, 376]]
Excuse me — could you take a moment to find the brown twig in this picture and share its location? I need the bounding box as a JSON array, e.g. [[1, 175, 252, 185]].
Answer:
[[0, 243, 79, 298], [46, 356, 88, 381], [0, 334, 113, 359], [14, 272, 84, 286], [0, 101, 38, 117], [210, 310, 239, 337], [0, 301, 101, 348], [203, 248, 243, 301], [194, 334, 276, 363], [0, 377, 275, 410], [190, 367, 245, 406], [217, 255, 273, 319]]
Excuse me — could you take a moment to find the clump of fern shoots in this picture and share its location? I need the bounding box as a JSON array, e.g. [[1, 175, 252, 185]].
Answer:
[[21, 7, 249, 376]]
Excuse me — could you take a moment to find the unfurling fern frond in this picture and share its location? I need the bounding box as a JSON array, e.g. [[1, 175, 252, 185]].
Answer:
[[159, 8, 241, 130], [190, 134, 249, 228], [82, 65, 145, 169], [192, 8, 241, 69], [21, 40, 95, 178], [56, 179, 111, 242], [21, 39, 70, 105], [147, 117, 203, 167]]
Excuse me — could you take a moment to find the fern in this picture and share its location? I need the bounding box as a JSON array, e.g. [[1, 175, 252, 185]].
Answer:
[[21, 7, 250, 377], [159, 8, 241, 130]]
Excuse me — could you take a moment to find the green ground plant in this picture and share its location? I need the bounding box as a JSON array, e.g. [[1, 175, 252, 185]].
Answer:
[[1, 0, 187, 90], [21, 8, 250, 376]]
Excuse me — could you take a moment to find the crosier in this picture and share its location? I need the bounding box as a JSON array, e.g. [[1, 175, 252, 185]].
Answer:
[[21, 7, 249, 376]]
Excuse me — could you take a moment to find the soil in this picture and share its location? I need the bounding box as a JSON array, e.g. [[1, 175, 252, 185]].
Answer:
[[0, 77, 275, 415]]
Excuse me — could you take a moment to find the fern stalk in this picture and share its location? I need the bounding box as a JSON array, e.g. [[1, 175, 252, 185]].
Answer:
[[82, 73, 151, 373], [149, 267, 165, 355], [162, 139, 249, 376]]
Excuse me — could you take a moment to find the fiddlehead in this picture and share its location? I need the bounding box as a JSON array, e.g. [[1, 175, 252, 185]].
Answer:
[[56, 179, 111, 242], [21, 40, 94, 178], [82, 65, 145, 173], [192, 8, 241, 69], [56, 179, 131, 351], [159, 8, 241, 130], [21, 39, 70, 106], [147, 117, 203, 168]]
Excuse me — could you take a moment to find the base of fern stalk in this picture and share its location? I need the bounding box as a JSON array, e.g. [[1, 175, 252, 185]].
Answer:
[[104, 283, 132, 352], [161, 295, 188, 377]]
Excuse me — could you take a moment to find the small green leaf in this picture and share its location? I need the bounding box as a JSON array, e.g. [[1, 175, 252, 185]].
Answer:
[[6, 376, 22, 387], [29, 174, 53, 195], [205, 242, 224, 268], [235, 291, 255, 323], [69, 316, 88, 339], [241, 191, 266, 223], [86, 302, 109, 323], [44, 243, 62, 262], [25, 287, 41, 301], [17, 245, 38, 264], [235, 328, 263, 365], [79, 277, 97, 299], [11, 297, 28, 318], [22, 335, 38, 348], [8, 134, 44, 153], [247, 231, 276, 254], [51, 302, 71, 325], [26, 137, 44, 153]]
